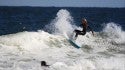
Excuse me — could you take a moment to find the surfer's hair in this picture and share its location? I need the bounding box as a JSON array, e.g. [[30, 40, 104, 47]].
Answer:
[[82, 18, 87, 21]]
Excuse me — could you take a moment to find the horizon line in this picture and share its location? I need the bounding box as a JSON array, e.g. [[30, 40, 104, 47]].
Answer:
[[0, 5, 125, 8]]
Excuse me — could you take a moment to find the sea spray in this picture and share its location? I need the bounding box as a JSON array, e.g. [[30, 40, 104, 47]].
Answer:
[[102, 22, 125, 43], [45, 9, 74, 36]]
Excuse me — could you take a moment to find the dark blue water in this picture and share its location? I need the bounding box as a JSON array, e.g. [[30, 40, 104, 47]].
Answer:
[[0, 6, 125, 35]]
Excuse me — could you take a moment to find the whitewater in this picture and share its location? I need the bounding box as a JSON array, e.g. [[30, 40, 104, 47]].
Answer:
[[0, 9, 125, 70]]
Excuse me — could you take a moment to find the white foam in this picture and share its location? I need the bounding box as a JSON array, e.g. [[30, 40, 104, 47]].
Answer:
[[103, 22, 125, 44], [0, 10, 125, 70], [45, 9, 75, 36], [0, 30, 125, 70]]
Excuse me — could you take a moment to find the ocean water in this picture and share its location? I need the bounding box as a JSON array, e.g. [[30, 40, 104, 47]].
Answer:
[[0, 6, 125, 70]]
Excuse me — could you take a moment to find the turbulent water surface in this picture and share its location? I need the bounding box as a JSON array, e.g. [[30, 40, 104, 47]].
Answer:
[[0, 7, 125, 70]]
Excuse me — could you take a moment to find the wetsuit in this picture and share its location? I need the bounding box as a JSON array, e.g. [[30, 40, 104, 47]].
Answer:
[[74, 25, 92, 38]]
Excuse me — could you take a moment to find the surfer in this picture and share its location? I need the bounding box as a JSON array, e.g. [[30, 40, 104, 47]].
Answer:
[[74, 18, 94, 38], [41, 61, 50, 67]]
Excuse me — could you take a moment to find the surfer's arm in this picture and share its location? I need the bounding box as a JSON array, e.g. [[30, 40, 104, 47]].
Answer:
[[88, 26, 94, 36]]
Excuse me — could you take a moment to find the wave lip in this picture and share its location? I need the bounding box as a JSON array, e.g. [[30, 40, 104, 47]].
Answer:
[[102, 22, 125, 44], [45, 9, 74, 36]]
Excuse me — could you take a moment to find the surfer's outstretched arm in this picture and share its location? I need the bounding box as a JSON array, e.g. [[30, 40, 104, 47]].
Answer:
[[88, 26, 94, 36]]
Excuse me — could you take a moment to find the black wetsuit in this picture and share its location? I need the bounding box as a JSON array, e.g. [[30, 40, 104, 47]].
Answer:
[[74, 25, 92, 38]]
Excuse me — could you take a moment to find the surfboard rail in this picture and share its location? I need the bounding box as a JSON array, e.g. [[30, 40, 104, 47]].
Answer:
[[63, 32, 80, 49], [68, 39, 80, 49]]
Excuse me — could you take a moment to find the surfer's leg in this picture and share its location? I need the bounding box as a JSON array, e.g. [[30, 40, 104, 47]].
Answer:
[[79, 31, 86, 35], [74, 30, 81, 38], [75, 33, 78, 37], [74, 30, 86, 35], [74, 30, 81, 33]]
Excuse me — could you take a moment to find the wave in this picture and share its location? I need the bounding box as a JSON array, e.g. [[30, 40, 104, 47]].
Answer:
[[0, 9, 125, 70], [102, 23, 125, 44], [0, 28, 124, 70], [44, 9, 75, 36]]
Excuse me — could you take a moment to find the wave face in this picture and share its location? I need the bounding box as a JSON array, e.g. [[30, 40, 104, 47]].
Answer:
[[0, 9, 125, 70]]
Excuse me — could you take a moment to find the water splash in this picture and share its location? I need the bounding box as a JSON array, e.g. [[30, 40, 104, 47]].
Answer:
[[102, 22, 125, 43], [45, 9, 74, 35]]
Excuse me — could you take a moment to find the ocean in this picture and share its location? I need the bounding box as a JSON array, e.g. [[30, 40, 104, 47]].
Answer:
[[0, 6, 125, 70]]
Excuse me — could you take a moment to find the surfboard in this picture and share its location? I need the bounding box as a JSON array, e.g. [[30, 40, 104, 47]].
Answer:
[[67, 39, 80, 49], [64, 32, 81, 49]]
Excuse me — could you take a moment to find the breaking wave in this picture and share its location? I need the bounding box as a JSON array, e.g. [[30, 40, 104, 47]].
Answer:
[[0, 9, 125, 70]]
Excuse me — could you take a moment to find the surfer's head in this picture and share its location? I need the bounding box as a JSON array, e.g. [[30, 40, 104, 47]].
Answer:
[[82, 18, 87, 22], [41, 61, 49, 67], [82, 18, 87, 25]]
